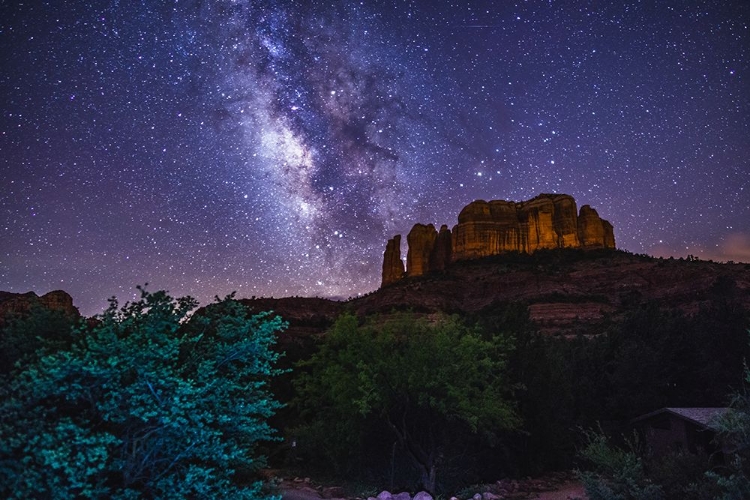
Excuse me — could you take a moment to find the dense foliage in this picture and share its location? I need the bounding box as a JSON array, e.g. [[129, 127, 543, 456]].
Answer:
[[286, 282, 749, 493], [708, 357, 750, 500], [498, 291, 750, 474], [0, 303, 77, 377], [576, 332, 750, 500], [577, 428, 665, 500], [576, 421, 738, 500], [2, 254, 747, 497], [292, 312, 519, 493], [0, 288, 285, 499]]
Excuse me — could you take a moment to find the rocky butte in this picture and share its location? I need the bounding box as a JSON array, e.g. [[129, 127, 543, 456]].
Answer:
[[0, 290, 80, 325], [382, 194, 615, 286]]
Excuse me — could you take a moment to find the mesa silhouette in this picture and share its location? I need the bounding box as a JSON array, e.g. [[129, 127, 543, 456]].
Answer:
[[382, 193, 615, 286]]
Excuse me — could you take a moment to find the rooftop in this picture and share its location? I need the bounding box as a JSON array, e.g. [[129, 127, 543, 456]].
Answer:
[[633, 407, 730, 428]]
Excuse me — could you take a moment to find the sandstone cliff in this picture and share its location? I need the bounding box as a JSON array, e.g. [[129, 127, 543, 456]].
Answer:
[[382, 235, 405, 286], [578, 205, 616, 248], [429, 224, 452, 272], [0, 290, 80, 325], [381, 194, 615, 286], [406, 224, 438, 277]]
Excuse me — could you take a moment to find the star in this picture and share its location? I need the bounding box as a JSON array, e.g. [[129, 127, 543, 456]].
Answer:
[[1, 0, 748, 315]]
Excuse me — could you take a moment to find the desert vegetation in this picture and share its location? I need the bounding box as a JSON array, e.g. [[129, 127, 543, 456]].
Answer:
[[281, 292, 749, 495], [0, 288, 285, 499], [1, 258, 749, 497]]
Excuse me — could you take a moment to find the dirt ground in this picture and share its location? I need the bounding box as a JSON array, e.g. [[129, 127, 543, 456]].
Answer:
[[279, 478, 588, 500], [281, 488, 323, 500], [531, 481, 587, 499]]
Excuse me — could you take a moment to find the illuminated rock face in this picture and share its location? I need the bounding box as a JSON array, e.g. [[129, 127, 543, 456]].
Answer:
[[578, 205, 616, 249], [452, 194, 585, 259], [382, 235, 405, 286], [381, 194, 616, 285], [406, 223, 438, 277], [429, 224, 452, 272]]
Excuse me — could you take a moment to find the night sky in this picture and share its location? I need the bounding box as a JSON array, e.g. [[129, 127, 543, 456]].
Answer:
[[2, 1, 749, 316]]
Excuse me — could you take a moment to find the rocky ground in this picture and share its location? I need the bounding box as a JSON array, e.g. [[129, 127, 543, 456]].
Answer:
[[277, 472, 587, 500]]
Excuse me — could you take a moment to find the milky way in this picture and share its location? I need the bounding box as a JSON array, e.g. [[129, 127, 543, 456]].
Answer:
[[2, 1, 749, 315]]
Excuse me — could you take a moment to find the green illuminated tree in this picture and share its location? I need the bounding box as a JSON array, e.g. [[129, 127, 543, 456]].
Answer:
[[293, 313, 519, 493]]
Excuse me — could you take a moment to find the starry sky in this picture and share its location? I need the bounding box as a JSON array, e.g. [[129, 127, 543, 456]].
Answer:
[[2, 0, 749, 316]]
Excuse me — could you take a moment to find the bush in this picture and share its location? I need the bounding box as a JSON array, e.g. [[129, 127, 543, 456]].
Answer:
[[649, 450, 717, 499], [706, 352, 750, 500], [0, 288, 285, 499], [576, 428, 663, 500], [577, 330, 750, 500]]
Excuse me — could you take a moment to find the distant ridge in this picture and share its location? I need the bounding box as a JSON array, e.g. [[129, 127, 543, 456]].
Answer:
[[237, 250, 750, 341]]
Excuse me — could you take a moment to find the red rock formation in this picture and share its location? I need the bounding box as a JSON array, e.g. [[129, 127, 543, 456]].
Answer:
[[517, 195, 559, 252], [578, 205, 615, 248], [552, 195, 581, 248], [39, 290, 77, 313], [451, 200, 521, 259], [406, 223, 438, 277], [0, 290, 80, 325], [452, 194, 589, 260], [382, 235, 405, 286], [381, 194, 615, 284], [429, 224, 452, 271]]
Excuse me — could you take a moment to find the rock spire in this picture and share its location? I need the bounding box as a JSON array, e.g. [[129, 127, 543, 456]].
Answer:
[[381, 194, 615, 286]]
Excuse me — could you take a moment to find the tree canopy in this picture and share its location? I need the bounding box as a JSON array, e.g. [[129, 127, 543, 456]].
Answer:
[[293, 312, 519, 493], [0, 288, 285, 499]]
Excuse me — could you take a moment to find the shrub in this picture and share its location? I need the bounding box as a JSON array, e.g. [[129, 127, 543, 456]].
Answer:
[[0, 288, 285, 499], [576, 428, 663, 500]]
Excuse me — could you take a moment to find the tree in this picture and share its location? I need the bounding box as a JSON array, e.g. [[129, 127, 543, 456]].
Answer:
[[0, 288, 285, 499], [293, 313, 519, 493], [708, 341, 750, 500], [576, 330, 750, 500], [0, 303, 77, 377]]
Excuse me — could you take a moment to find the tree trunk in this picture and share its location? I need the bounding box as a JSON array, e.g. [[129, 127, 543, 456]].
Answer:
[[386, 409, 439, 493], [420, 462, 437, 494]]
